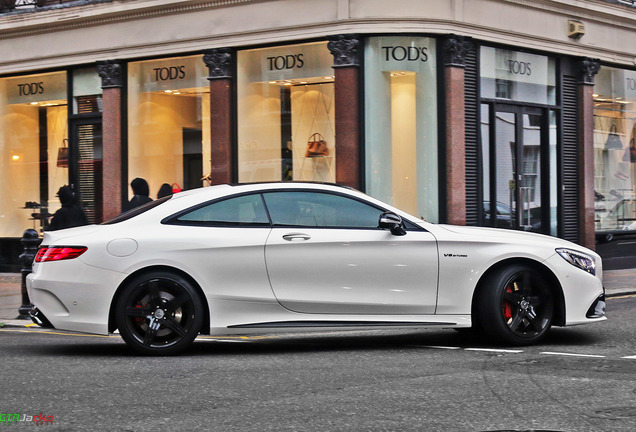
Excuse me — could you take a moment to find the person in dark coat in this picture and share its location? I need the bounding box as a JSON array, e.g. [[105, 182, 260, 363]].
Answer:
[[123, 177, 153, 212], [157, 183, 173, 199], [48, 186, 89, 231]]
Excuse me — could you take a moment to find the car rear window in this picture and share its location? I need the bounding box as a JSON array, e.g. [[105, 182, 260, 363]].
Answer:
[[101, 196, 171, 225]]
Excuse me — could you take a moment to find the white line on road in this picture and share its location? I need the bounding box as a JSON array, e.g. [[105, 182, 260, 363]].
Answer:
[[465, 348, 524, 354], [541, 351, 605, 358], [621, 355, 636, 359], [417, 345, 462, 350]]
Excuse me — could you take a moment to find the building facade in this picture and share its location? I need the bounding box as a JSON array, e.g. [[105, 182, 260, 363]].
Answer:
[[0, 0, 635, 270]]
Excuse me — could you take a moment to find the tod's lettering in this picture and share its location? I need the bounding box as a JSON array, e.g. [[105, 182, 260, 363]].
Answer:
[[153, 66, 186, 81], [17, 82, 44, 96], [507, 60, 532, 76], [267, 54, 304, 71], [382, 46, 428, 62]]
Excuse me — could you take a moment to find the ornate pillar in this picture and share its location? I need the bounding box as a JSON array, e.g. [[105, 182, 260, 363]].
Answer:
[[328, 34, 361, 189], [97, 60, 124, 220], [442, 35, 471, 226], [203, 48, 234, 185], [577, 58, 600, 250]]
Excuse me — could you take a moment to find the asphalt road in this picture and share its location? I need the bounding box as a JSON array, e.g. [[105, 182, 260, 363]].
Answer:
[[1, 296, 636, 432]]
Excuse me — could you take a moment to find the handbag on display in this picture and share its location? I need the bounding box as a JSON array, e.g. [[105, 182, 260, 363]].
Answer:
[[171, 183, 182, 193], [56, 139, 69, 168], [605, 124, 623, 150], [305, 133, 329, 158]]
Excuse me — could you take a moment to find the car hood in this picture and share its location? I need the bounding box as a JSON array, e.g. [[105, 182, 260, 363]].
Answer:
[[429, 224, 585, 250]]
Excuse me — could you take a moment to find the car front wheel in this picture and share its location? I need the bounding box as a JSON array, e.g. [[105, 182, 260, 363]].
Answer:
[[115, 271, 203, 355], [477, 264, 554, 345]]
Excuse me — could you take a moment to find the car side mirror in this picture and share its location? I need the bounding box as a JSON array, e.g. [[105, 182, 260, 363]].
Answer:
[[378, 212, 407, 236]]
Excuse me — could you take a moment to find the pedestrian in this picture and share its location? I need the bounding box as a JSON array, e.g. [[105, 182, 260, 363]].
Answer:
[[48, 185, 89, 231], [123, 177, 153, 212], [157, 183, 173, 199]]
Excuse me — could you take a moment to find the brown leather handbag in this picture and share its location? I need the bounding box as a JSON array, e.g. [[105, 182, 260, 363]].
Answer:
[[305, 133, 329, 157]]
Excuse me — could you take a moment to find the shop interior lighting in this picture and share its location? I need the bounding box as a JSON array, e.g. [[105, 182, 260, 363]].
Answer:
[[11, 154, 20, 161]]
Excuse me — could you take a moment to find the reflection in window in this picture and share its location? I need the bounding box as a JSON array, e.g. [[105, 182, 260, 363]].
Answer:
[[593, 67, 636, 233], [262, 191, 382, 228], [176, 194, 269, 226]]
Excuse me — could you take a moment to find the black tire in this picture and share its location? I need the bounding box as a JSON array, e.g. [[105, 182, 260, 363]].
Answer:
[[477, 264, 554, 345], [115, 271, 203, 355]]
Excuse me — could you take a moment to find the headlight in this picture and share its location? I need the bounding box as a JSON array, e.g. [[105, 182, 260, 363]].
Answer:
[[556, 248, 596, 275]]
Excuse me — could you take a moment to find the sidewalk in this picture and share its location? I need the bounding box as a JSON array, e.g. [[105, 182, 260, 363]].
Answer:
[[1, 269, 635, 328]]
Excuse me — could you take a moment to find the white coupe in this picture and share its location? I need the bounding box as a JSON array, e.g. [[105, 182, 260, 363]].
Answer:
[[27, 182, 606, 355]]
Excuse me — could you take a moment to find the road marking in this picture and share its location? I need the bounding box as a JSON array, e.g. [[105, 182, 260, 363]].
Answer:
[[465, 348, 524, 354], [608, 294, 636, 300], [416, 345, 461, 350], [541, 351, 605, 358], [622, 355, 636, 360], [0, 329, 116, 338]]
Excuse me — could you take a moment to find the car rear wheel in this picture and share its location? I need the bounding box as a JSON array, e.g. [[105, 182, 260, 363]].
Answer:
[[477, 264, 554, 345], [115, 271, 203, 355]]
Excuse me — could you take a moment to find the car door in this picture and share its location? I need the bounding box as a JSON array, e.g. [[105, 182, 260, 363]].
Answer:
[[262, 190, 439, 315]]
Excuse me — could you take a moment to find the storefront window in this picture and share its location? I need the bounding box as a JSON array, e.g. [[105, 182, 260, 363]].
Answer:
[[0, 71, 67, 236], [364, 36, 438, 222], [593, 66, 636, 233], [237, 42, 335, 183], [480, 47, 556, 105], [128, 55, 210, 200]]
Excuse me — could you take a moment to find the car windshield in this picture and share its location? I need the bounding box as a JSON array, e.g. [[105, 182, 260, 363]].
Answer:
[[101, 196, 172, 225]]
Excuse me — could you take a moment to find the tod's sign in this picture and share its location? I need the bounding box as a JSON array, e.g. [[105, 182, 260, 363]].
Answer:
[[6, 72, 66, 105]]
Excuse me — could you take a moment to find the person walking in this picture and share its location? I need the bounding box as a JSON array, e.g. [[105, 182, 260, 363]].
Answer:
[[48, 185, 89, 231], [123, 177, 153, 212]]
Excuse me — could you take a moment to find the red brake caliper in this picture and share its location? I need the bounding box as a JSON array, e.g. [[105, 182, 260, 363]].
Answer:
[[135, 303, 145, 324], [503, 286, 513, 321]]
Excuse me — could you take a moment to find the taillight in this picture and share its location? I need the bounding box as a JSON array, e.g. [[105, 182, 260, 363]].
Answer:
[[35, 246, 87, 262]]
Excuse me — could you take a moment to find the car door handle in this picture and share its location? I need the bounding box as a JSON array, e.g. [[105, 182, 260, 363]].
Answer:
[[282, 233, 311, 241]]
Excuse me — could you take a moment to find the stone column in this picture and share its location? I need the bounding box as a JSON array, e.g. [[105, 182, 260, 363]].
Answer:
[[577, 58, 600, 250], [328, 34, 361, 189], [203, 48, 234, 185], [442, 35, 471, 226], [96, 60, 124, 220]]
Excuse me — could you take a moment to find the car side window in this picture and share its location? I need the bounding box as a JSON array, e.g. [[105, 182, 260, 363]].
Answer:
[[172, 194, 270, 226], [262, 191, 383, 228]]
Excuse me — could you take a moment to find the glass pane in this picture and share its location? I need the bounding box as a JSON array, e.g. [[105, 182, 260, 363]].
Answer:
[[263, 191, 382, 228], [127, 55, 210, 201], [521, 113, 542, 230], [481, 104, 491, 225], [480, 47, 556, 105], [237, 42, 335, 183], [495, 111, 517, 229], [0, 71, 68, 235], [549, 110, 558, 236], [593, 66, 636, 234], [364, 36, 438, 222], [178, 194, 269, 225], [72, 68, 102, 114], [76, 123, 103, 223]]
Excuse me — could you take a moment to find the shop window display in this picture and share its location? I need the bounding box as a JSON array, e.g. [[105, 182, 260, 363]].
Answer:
[[237, 42, 335, 183], [364, 36, 438, 222], [128, 56, 210, 200], [0, 72, 68, 236], [593, 67, 636, 234]]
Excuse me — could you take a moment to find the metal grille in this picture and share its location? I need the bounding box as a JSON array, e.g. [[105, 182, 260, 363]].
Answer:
[[76, 123, 103, 224], [464, 44, 480, 226], [561, 76, 579, 242]]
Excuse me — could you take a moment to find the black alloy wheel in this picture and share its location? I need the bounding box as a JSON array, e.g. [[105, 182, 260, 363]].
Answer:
[[477, 264, 554, 345], [115, 271, 203, 355]]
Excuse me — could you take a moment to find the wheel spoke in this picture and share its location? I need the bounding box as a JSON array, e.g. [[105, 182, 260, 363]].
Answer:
[[508, 309, 524, 332], [125, 306, 152, 318], [503, 290, 522, 305], [163, 316, 187, 337], [521, 272, 532, 297], [143, 316, 161, 346], [146, 280, 162, 307]]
